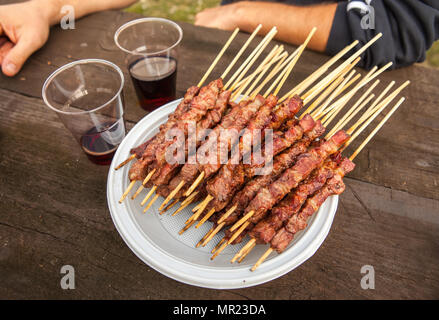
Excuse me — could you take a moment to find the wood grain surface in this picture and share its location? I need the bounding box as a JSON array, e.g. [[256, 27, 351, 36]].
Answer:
[[0, 10, 438, 299]]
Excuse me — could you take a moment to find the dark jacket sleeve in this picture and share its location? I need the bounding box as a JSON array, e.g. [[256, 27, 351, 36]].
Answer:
[[326, 0, 439, 69]]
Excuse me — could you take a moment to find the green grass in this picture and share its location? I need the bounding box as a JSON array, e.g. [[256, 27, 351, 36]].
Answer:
[[126, 0, 439, 68], [427, 41, 439, 68], [125, 0, 220, 23]]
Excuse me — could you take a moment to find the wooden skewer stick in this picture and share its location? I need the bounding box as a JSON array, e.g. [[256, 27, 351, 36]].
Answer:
[[320, 75, 367, 127], [245, 48, 289, 98], [325, 93, 375, 132], [217, 205, 238, 225], [350, 97, 406, 161], [119, 180, 136, 203], [301, 61, 360, 119], [115, 154, 136, 171], [197, 28, 240, 87], [185, 172, 205, 197], [348, 80, 410, 136], [303, 57, 361, 103], [312, 68, 366, 119], [361, 62, 393, 86], [197, 227, 214, 248], [303, 33, 383, 95], [339, 61, 393, 105], [325, 93, 373, 128], [232, 44, 282, 89], [337, 72, 362, 97], [211, 221, 250, 260], [229, 210, 255, 232], [280, 33, 383, 103], [348, 81, 397, 134], [249, 50, 293, 99], [238, 242, 256, 263], [232, 45, 283, 91], [132, 184, 147, 201], [319, 74, 363, 124], [300, 57, 361, 114], [325, 80, 382, 139], [192, 200, 204, 213], [231, 48, 287, 101], [185, 195, 213, 225], [196, 208, 216, 228], [311, 70, 357, 119], [181, 190, 199, 206], [278, 40, 360, 102], [231, 238, 256, 263], [300, 76, 345, 118], [160, 199, 178, 215], [201, 205, 239, 246], [343, 81, 410, 150], [262, 47, 302, 97], [211, 238, 226, 254], [189, 197, 213, 222], [179, 219, 196, 235], [131, 168, 157, 200], [172, 192, 199, 216], [143, 194, 159, 213], [250, 97, 406, 270], [221, 24, 263, 79], [251, 248, 273, 271], [140, 185, 158, 206], [192, 194, 213, 214], [273, 27, 317, 97], [158, 180, 185, 211], [321, 95, 356, 127], [229, 36, 280, 95], [327, 82, 381, 134], [316, 67, 377, 121], [211, 243, 228, 260], [260, 27, 316, 98], [322, 61, 391, 126], [314, 61, 387, 122], [202, 222, 225, 247], [225, 27, 278, 90], [225, 27, 278, 89]]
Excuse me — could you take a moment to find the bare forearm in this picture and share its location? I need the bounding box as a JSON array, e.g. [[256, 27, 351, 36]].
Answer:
[[232, 1, 337, 52], [34, 0, 137, 25]]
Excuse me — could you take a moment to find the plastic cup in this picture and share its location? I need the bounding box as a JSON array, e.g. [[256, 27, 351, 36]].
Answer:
[[114, 17, 183, 112], [42, 59, 126, 165]]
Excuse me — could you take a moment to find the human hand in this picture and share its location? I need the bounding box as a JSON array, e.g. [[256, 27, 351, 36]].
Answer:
[[0, 1, 51, 76], [195, 3, 243, 31]]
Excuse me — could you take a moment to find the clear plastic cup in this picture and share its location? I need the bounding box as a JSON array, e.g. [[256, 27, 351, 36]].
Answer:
[[114, 17, 183, 112], [42, 59, 126, 165]]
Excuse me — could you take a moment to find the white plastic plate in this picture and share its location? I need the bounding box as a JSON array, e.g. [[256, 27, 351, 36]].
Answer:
[[107, 99, 338, 289]]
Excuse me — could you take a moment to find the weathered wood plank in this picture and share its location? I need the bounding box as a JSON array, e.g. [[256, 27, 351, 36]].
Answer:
[[0, 88, 438, 299]]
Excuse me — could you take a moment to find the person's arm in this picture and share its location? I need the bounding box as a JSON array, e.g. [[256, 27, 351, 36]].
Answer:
[[0, 0, 137, 76], [195, 1, 337, 52], [196, 0, 439, 69]]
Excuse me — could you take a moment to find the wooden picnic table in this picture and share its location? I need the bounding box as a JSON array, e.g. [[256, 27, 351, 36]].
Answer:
[[0, 8, 438, 299]]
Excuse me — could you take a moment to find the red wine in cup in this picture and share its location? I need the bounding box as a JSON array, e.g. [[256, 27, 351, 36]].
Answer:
[[129, 56, 177, 112], [80, 122, 122, 165]]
